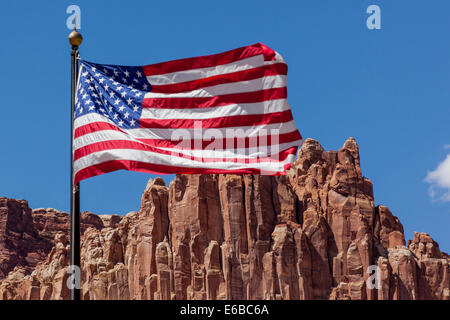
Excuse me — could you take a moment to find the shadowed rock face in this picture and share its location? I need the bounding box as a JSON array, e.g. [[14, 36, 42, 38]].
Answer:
[[0, 199, 51, 279], [0, 138, 448, 300]]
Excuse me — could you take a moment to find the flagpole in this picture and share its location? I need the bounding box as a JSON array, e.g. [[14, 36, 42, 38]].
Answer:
[[69, 27, 82, 301]]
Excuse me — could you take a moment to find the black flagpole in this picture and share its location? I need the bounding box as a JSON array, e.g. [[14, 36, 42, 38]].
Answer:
[[69, 26, 82, 301]]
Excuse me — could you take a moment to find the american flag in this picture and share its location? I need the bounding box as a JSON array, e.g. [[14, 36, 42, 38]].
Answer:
[[73, 43, 303, 183]]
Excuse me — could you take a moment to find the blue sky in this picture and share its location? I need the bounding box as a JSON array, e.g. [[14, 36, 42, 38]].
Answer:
[[0, 0, 449, 252]]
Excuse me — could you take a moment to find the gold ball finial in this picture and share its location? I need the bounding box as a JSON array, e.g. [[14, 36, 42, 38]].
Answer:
[[69, 29, 83, 47]]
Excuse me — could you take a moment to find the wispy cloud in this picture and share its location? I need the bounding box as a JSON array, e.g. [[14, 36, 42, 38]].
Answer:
[[425, 152, 450, 202], [444, 144, 450, 149]]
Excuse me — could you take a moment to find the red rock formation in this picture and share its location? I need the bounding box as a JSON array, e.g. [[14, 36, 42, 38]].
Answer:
[[0, 138, 448, 300], [408, 232, 449, 300], [0, 199, 53, 279]]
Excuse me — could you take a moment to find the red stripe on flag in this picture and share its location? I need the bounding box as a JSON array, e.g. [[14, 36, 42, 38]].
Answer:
[[75, 161, 261, 184], [74, 121, 124, 139], [142, 43, 276, 76], [150, 63, 287, 94], [142, 87, 287, 109], [136, 130, 302, 150], [139, 110, 293, 129]]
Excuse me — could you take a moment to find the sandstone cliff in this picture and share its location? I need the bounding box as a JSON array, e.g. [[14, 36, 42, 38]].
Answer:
[[0, 138, 448, 300]]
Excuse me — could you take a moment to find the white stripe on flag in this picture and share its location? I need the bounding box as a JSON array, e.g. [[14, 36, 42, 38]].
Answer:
[[146, 55, 283, 85], [141, 99, 290, 120], [144, 75, 286, 98]]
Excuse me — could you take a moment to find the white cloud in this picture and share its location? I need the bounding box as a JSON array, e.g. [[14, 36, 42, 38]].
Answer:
[[444, 144, 450, 149], [425, 153, 450, 202]]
